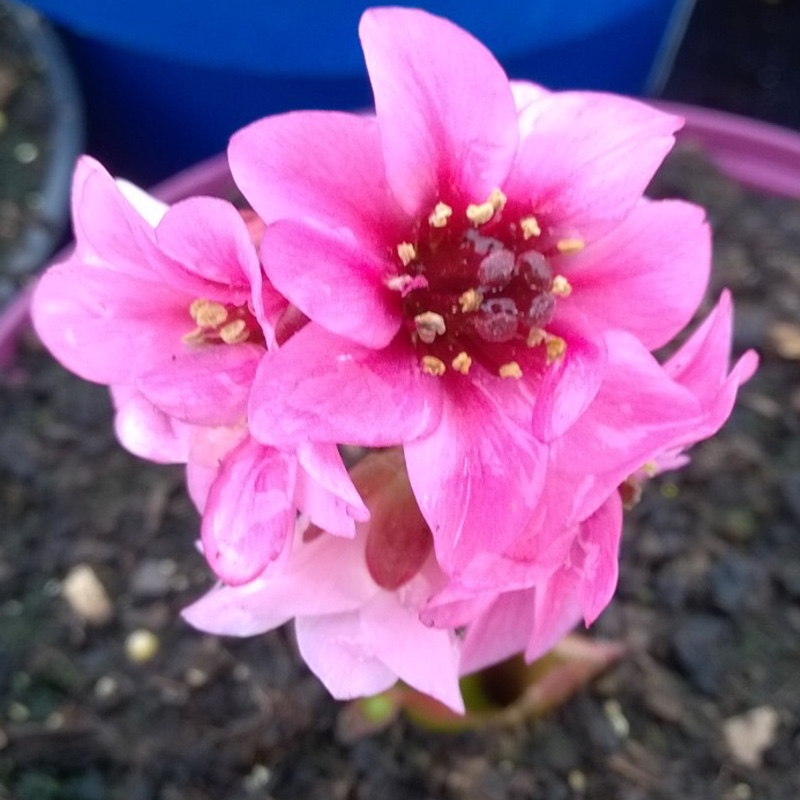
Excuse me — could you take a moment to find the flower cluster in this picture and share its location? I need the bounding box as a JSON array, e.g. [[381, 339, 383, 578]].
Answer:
[[32, 8, 756, 712]]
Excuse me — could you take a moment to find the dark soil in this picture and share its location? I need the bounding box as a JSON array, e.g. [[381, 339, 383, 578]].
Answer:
[[2, 144, 800, 799]]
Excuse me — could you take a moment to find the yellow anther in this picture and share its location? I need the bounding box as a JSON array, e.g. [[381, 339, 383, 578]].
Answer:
[[545, 335, 567, 363], [641, 461, 658, 477], [526, 327, 546, 348], [551, 275, 573, 298], [466, 201, 494, 226], [451, 351, 472, 375], [458, 288, 483, 313], [556, 238, 585, 255], [190, 299, 228, 328], [428, 202, 453, 228], [397, 242, 417, 266], [182, 327, 206, 345], [421, 355, 447, 377], [414, 311, 446, 344], [219, 319, 249, 344], [498, 361, 523, 380], [488, 188, 507, 211], [520, 216, 541, 239]]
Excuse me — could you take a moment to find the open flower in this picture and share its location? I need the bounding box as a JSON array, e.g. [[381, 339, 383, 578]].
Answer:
[[230, 7, 711, 576], [31, 157, 368, 585]]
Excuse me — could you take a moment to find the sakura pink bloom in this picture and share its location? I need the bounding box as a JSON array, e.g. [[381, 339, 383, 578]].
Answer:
[[230, 7, 711, 577], [183, 450, 465, 713], [31, 157, 367, 584]]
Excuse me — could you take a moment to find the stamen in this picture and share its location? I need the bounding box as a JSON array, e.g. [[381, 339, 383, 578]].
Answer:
[[526, 327, 546, 348], [520, 216, 541, 240], [556, 238, 585, 255], [397, 242, 417, 266], [219, 319, 249, 344], [489, 188, 507, 212], [545, 335, 567, 363], [386, 273, 429, 296], [190, 299, 228, 328], [466, 188, 507, 226], [498, 361, 523, 379], [414, 311, 446, 344], [421, 355, 446, 376], [182, 327, 205, 345], [451, 351, 472, 375], [428, 202, 453, 228], [551, 275, 572, 297], [458, 288, 483, 313]]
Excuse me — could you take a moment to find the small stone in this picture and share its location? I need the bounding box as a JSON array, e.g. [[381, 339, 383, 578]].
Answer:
[[767, 321, 800, 359], [723, 706, 780, 768], [672, 615, 731, 695], [125, 629, 160, 663], [62, 564, 113, 625]]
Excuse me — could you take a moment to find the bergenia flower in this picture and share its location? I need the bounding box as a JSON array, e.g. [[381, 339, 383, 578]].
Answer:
[[183, 450, 464, 712], [31, 157, 368, 584], [229, 7, 711, 576]]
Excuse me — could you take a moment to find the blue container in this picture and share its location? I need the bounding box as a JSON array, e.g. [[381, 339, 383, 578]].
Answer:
[[24, 1, 695, 183]]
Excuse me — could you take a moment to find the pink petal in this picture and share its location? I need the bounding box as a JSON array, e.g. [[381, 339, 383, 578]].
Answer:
[[361, 593, 464, 713], [260, 220, 400, 349], [137, 343, 262, 426], [405, 367, 547, 574], [296, 613, 398, 699], [526, 575, 582, 663], [229, 111, 408, 243], [507, 92, 681, 241], [154, 197, 260, 303], [294, 443, 369, 537], [558, 200, 711, 350], [31, 259, 193, 385], [531, 323, 607, 442], [248, 323, 443, 448], [110, 385, 192, 464], [359, 7, 519, 216], [200, 437, 298, 585]]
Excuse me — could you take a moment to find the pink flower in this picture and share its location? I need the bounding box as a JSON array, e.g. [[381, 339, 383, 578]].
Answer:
[[183, 450, 464, 712], [31, 156, 368, 585], [229, 8, 711, 576]]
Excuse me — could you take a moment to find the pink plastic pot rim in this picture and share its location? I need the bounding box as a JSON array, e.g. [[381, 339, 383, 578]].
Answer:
[[2, 101, 799, 361]]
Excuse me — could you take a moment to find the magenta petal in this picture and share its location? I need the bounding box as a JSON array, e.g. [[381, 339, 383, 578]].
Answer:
[[532, 325, 607, 442], [154, 197, 259, 302], [229, 111, 407, 242], [559, 200, 711, 350], [294, 443, 370, 537], [405, 370, 547, 574], [137, 343, 262, 426], [508, 92, 681, 239], [201, 437, 297, 585], [359, 7, 519, 215], [296, 613, 398, 699], [249, 323, 442, 448], [261, 221, 400, 349]]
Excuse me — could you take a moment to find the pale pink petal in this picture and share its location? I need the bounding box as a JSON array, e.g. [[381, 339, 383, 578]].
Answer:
[[154, 197, 260, 302], [183, 528, 377, 635], [359, 7, 519, 216], [110, 385, 192, 464], [574, 493, 623, 625], [296, 613, 398, 699], [229, 111, 408, 243], [248, 323, 443, 448], [526, 575, 582, 663], [201, 437, 298, 585], [137, 344, 262, 426], [405, 368, 547, 574], [506, 92, 681, 240], [531, 324, 607, 442], [460, 590, 536, 675], [260, 221, 400, 349], [31, 260, 192, 385], [116, 178, 168, 226], [557, 200, 711, 350], [509, 79, 550, 113], [294, 443, 370, 537], [361, 593, 464, 713]]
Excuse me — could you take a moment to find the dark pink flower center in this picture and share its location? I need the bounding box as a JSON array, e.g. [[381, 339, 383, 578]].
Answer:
[[389, 190, 575, 379]]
